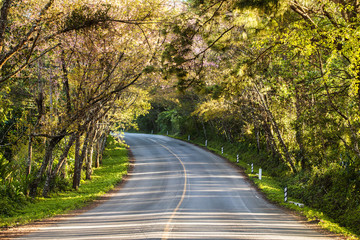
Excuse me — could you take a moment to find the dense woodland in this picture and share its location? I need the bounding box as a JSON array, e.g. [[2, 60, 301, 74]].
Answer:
[[138, 0, 360, 234], [1, 0, 359, 236], [0, 0, 163, 209]]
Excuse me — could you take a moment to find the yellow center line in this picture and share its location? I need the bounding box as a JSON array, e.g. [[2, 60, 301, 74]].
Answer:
[[156, 142, 187, 240]]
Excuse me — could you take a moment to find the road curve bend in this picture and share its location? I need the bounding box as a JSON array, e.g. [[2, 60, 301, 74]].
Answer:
[[19, 133, 339, 240]]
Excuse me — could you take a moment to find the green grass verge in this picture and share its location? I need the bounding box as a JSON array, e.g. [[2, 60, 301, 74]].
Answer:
[[173, 134, 359, 240], [0, 136, 129, 228]]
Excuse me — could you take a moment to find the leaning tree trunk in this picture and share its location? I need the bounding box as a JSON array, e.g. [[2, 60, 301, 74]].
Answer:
[[42, 134, 76, 197], [294, 84, 307, 170], [85, 144, 94, 180], [85, 125, 96, 180], [73, 130, 91, 190], [95, 132, 107, 168], [72, 133, 81, 190], [99, 133, 108, 165], [29, 136, 63, 197], [95, 139, 101, 168], [254, 84, 297, 173]]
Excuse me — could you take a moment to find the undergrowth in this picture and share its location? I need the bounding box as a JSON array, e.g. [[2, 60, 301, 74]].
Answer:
[[174, 134, 359, 240], [0, 135, 129, 228]]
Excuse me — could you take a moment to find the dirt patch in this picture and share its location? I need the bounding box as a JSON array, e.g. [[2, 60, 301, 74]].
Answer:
[[0, 149, 135, 240]]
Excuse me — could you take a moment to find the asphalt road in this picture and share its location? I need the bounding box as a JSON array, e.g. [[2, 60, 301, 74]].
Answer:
[[19, 133, 338, 239]]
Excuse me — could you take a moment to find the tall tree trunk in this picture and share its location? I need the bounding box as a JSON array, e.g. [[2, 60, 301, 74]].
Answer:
[[201, 120, 207, 140], [256, 130, 260, 154], [44, 140, 55, 197], [85, 125, 96, 180], [73, 130, 91, 190], [254, 85, 297, 173], [42, 134, 76, 197], [94, 124, 104, 169], [26, 134, 32, 177], [72, 133, 81, 189], [60, 137, 69, 179], [86, 143, 94, 180], [99, 133, 108, 165], [95, 139, 101, 168], [294, 84, 307, 170], [0, 0, 12, 54], [61, 49, 72, 113], [95, 143, 99, 168], [29, 136, 62, 197], [262, 117, 278, 156], [252, 114, 260, 154]]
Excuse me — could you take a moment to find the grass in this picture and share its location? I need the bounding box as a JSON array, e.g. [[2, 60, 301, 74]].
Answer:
[[0, 136, 129, 228], [173, 134, 359, 240]]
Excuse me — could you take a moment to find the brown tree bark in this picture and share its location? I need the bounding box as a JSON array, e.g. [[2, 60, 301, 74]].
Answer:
[[26, 134, 33, 177], [42, 134, 76, 197], [0, 0, 12, 53], [29, 136, 63, 197], [95, 139, 101, 168], [85, 124, 97, 180], [254, 84, 297, 173], [61, 49, 72, 113], [72, 133, 81, 190], [294, 83, 307, 170], [73, 129, 91, 190], [86, 144, 94, 180]]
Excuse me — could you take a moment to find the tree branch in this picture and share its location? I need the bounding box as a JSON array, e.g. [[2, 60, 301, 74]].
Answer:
[[188, 26, 234, 62], [0, 43, 61, 85], [0, 0, 12, 53]]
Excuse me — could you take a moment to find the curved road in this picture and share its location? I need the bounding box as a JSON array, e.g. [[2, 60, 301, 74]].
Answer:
[[20, 133, 338, 239]]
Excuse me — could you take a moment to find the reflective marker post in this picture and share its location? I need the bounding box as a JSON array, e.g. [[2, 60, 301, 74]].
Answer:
[[205, 140, 208, 147], [221, 147, 224, 155], [284, 187, 288, 202], [251, 163, 253, 173], [259, 168, 262, 180], [236, 154, 239, 163]]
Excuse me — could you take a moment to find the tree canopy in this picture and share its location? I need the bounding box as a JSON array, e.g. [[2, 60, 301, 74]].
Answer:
[[136, 0, 360, 234], [1, 0, 359, 235]]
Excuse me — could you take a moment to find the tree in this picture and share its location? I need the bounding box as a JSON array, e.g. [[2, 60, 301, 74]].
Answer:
[[0, 0, 172, 198], [140, 0, 360, 232]]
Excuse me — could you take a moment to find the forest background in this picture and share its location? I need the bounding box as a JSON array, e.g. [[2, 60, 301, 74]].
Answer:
[[0, 0, 359, 237]]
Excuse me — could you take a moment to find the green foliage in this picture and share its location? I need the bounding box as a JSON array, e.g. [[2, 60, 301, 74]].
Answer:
[[0, 153, 29, 217], [63, 4, 111, 32], [171, 134, 359, 238], [134, 0, 360, 235], [297, 164, 360, 233], [156, 109, 183, 135], [0, 135, 129, 228], [233, 0, 280, 13]]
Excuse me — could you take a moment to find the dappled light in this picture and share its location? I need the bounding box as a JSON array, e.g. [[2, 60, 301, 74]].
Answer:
[[0, 0, 359, 237], [20, 134, 336, 239]]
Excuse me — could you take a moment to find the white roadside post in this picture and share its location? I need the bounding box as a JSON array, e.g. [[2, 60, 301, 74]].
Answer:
[[221, 147, 224, 155], [188, 135, 190, 141], [259, 168, 262, 180], [236, 154, 239, 163], [284, 187, 288, 202], [251, 163, 254, 173], [205, 140, 208, 147]]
